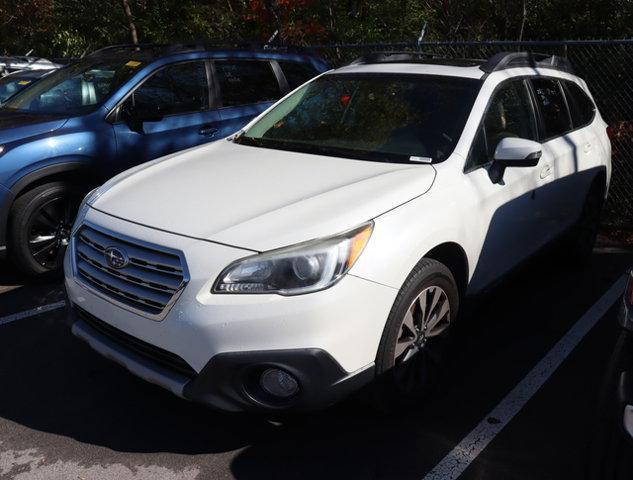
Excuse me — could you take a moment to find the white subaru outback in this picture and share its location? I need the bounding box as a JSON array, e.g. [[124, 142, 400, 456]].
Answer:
[[64, 52, 611, 412]]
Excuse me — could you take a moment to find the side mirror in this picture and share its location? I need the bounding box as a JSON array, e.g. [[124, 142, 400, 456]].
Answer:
[[489, 137, 542, 184], [122, 103, 164, 134]]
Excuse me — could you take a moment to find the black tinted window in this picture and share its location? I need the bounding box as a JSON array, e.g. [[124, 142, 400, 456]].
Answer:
[[215, 60, 280, 107], [279, 61, 318, 90], [467, 80, 537, 170], [124, 61, 208, 117], [531, 78, 571, 139], [563, 81, 595, 128]]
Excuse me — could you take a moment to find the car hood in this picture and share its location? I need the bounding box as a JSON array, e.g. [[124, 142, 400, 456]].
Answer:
[[92, 141, 436, 251], [0, 110, 68, 144]]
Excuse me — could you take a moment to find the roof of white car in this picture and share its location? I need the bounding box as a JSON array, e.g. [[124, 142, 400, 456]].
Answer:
[[331, 62, 486, 80]]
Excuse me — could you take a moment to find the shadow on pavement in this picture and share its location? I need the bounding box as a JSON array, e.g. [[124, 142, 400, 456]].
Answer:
[[0, 258, 64, 313], [0, 250, 630, 479]]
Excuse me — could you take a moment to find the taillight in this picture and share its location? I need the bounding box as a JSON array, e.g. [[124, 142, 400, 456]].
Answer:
[[626, 270, 633, 306]]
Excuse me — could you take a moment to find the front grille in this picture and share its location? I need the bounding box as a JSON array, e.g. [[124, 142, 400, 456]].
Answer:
[[75, 305, 196, 378], [74, 224, 187, 316]]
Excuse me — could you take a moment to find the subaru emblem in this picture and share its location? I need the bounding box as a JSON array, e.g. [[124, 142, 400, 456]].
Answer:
[[104, 247, 129, 269]]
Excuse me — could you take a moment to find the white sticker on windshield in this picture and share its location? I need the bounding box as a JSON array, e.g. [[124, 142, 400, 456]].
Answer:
[[409, 156, 433, 163]]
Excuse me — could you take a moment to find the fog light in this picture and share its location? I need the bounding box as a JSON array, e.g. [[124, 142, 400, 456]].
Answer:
[[260, 368, 299, 399]]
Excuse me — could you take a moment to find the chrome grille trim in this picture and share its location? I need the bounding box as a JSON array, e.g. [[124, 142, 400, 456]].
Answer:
[[72, 222, 190, 321]]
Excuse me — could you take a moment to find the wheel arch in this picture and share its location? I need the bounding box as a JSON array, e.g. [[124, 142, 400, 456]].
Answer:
[[423, 242, 470, 299], [9, 161, 90, 198], [0, 161, 92, 247]]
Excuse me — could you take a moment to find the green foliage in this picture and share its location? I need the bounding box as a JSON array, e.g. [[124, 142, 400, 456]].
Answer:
[[0, 0, 632, 58]]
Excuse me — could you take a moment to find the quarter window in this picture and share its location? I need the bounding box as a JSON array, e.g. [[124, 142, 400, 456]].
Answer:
[[563, 81, 595, 128], [531, 78, 572, 139], [215, 60, 281, 107], [466, 80, 537, 171], [122, 61, 208, 117]]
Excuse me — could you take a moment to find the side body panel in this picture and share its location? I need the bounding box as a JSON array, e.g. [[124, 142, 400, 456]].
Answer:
[[353, 67, 611, 296]]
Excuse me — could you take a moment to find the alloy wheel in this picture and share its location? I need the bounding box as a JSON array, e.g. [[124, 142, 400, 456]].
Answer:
[[27, 195, 75, 270], [392, 285, 451, 393]]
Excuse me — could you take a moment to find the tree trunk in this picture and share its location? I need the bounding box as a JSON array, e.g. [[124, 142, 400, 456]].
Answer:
[[263, 0, 283, 40], [518, 0, 527, 41], [121, 0, 139, 45]]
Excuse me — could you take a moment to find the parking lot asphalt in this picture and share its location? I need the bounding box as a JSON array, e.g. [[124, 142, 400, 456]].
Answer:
[[0, 248, 632, 480]]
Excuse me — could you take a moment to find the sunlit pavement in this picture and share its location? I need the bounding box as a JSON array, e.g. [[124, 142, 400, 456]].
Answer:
[[0, 248, 631, 480]]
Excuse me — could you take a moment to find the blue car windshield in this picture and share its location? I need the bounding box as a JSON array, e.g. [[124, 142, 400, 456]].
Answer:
[[237, 73, 481, 164], [1, 59, 142, 115], [0, 75, 38, 103]]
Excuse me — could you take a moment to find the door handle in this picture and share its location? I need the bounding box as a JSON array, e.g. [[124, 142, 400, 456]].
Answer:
[[199, 126, 218, 137], [540, 164, 552, 179]]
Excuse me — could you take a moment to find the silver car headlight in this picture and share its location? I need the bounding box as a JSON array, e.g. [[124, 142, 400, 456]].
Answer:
[[213, 222, 373, 295], [71, 187, 102, 235]]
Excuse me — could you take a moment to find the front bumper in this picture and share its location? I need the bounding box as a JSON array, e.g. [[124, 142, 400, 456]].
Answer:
[[64, 209, 395, 411], [68, 303, 374, 412]]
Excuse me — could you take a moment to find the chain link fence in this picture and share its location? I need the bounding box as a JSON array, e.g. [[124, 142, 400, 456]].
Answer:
[[298, 40, 633, 228]]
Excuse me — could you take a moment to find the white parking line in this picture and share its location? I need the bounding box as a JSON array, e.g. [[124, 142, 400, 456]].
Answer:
[[0, 301, 66, 327], [423, 275, 627, 480]]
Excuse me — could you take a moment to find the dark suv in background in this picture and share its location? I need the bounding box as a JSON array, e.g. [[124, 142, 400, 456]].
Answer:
[[0, 44, 328, 276]]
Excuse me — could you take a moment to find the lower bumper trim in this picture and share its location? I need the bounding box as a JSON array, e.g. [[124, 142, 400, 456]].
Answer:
[[72, 319, 189, 398], [184, 350, 375, 412], [68, 304, 374, 412]]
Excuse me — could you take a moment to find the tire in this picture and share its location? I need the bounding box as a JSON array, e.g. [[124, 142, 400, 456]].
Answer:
[[562, 182, 605, 263], [7, 182, 82, 277], [374, 258, 460, 409]]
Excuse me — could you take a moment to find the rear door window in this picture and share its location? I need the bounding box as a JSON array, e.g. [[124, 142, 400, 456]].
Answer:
[[530, 78, 572, 139], [563, 81, 595, 128], [215, 60, 281, 107], [279, 61, 319, 90]]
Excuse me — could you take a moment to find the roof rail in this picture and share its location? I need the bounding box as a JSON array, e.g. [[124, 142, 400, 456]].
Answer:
[[350, 51, 443, 65], [480, 51, 574, 73], [87, 42, 317, 57], [349, 51, 486, 68]]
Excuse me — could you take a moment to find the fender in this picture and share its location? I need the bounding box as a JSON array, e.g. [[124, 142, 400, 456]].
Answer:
[[0, 160, 91, 248]]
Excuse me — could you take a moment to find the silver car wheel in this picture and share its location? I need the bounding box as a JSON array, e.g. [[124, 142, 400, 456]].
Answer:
[[394, 285, 451, 363]]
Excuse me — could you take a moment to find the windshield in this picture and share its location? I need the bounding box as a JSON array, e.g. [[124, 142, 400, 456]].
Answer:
[[237, 73, 480, 163], [1, 59, 143, 115], [0, 76, 39, 103]]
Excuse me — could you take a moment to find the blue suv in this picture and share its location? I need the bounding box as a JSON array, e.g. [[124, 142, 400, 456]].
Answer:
[[0, 45, 328, 276]]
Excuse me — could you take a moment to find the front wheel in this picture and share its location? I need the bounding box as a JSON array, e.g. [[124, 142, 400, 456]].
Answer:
[[7, 182, 81, 277], [374, 258, 459, 409]]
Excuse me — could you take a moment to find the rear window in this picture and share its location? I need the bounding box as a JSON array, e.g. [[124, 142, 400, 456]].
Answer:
[[563, 81, 595, 128], [237, 73, 481, 164], [215, 60, 281, 107], [530, 78, 572, 139], [279, 61, 319, 90]]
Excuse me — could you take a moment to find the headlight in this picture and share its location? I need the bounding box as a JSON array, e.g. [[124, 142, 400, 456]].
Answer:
[[213, 222, 373, 295], [70, 187, 102, 235]]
